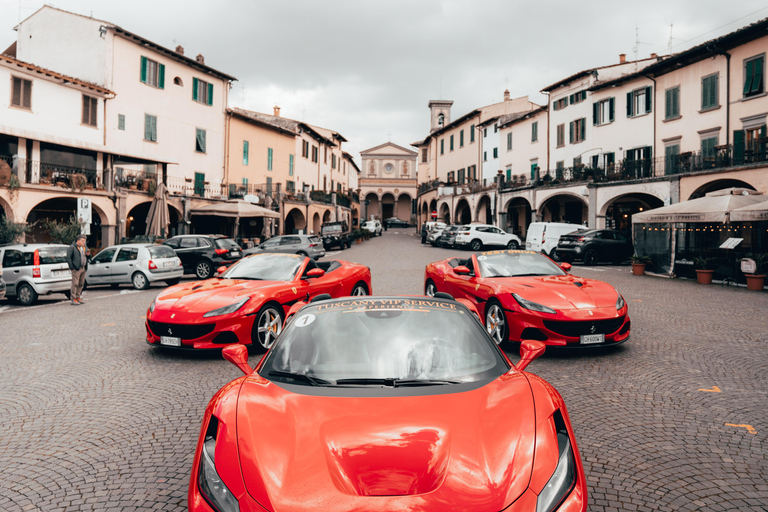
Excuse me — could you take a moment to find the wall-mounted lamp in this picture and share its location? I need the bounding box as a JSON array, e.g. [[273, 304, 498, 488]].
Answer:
[[99, 25, 107, 38]]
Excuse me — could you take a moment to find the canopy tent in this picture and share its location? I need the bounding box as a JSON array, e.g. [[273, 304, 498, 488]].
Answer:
[[631, 188, 766, 276], [145, 182, 170, 238], [730, 199, 768, 222], [190, 200, 279, 243]]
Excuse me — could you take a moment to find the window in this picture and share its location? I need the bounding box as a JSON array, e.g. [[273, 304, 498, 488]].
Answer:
[[744, 55, 764, 97], [493, 147, 498, 159], [192, 77, 213, 106], [302, 140, 309, 158], [440, 139, 444, 155], [421, 147, 428, 163], [483, 151, 487, 162], [457, 168, 465, 184], [144, 114, 157, 142], [243, 141, 249, 165], [494, 124, 498, 133], [79, 95, 98, 127], [116, 247, 138, 262], [531, 121, 538, 142], [195, 128, 206, 153], [311, 146, 318, 163], [569, 90, 587, 105], [460, 130, 464, 147], [267, 148, 273, 170], [332, 153, 336, 169], [470, 124, 475, 143], [194, 172, 205, 196], [556, 161, 564, 171], [10, 76, 32, 109], [140, 57, 165, 89], [569, 118, 586, 144], [173, 77, 183, 86], [701, 136, 718, 158], [507, 132, 513, 151], [556, 124, 565, 147], [553, 97, 568, 111], [665, 87, 680, 119], [289, 154, 294, 176], [702, 74, 718, 109], [627, 86, 652, 117], [118, 114, 125, 130], [266, 177, 273, 195], [483, 128, 487, 138], [665, 144, 680, 174], [287, 180, 295, 193], [530, 160, 538, 181], [447, 171, 455, 183], [506, 166, 512, 182], [242, 177, 248, 187], [593, 98, 615, 125], [573, 156, 582, 168], [437, 113, 445, 127], [450, 134, 454, 151]]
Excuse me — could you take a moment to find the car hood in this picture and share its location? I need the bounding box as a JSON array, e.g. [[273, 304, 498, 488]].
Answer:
[[487, 274, 619, 311], [235, 372, 535, 512], [153, 279, 284, 314]]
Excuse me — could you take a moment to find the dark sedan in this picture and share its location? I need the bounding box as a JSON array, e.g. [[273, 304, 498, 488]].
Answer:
[[162, 235, 242, 279], [384, 217, 410, 228], [555, 229, 634, 265]]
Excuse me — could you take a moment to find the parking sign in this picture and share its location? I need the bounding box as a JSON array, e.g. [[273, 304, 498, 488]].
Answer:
[[78, 198, 92, 235]]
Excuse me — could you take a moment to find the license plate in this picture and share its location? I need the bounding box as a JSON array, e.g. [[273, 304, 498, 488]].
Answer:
[[160, 336, 181, 346], [561, 240, 571, 245], [231, 251, 241, 257], [580, 334, 605, 345], [53, 269, 71, 276], [163, 261, 175, 267]]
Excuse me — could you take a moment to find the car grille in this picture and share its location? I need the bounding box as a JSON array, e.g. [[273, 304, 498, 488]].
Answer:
[[147, 321, 216, 340], [543, 316, 625, 337]]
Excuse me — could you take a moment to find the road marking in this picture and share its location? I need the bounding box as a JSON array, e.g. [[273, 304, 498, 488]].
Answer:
[[580, 267, 606, 271], [101, 323, 116, 327], [698, 386, 721, 393], [0, 289, 150, 314], [725, 423, 757, 434], [326, 251, 341, 256]]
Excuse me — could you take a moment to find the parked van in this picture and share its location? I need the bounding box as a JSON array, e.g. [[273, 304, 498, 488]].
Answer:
[[525, 222, 585, 257]]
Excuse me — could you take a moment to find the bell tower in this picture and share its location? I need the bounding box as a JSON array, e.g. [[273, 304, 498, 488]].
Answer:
[[428, 100, 454, 133]]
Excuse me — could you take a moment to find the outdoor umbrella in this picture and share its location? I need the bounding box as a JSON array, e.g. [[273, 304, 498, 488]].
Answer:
[[145, 182, 170, 238], [190, 200, 279, 241], [631, 187, 765, 224], [729, 199, 768, 222]]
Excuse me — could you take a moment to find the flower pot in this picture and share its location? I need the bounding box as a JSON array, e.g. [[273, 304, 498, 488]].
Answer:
[[695, 269, 714, 284], [631, 263, 646, 276], [746, 274, 765, 291], [355, 239, 361, 244]]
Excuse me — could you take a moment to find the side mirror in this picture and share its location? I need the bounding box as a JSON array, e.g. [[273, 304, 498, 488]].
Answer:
[[560, 262, 572, 272], [454, 265, 471, 275], [222, 344, 253, 375], [306, 268, 325, 279], [217, 266, 227, 275], [515, 340, 546, 371]]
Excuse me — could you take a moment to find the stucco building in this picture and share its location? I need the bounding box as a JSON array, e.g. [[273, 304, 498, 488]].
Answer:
[[359, 142, 418, 223]]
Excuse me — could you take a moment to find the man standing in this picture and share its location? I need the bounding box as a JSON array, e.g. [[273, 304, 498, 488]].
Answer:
[[421, 222, 427, 244], [66, 234, 88, 305]]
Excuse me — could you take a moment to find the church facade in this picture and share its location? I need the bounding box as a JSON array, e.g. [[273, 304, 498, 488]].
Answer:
[[359, 142, 418, 224]]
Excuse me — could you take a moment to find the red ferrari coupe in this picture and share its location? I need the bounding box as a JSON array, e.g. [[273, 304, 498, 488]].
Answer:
[[189, 296, 588, 512], [145, 253, 371, 351], [424, 250, 630, 348]]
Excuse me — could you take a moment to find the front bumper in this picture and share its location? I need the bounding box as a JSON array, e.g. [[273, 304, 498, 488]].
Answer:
[[145, 313, 255, 350], [504, 307, 631, 347]]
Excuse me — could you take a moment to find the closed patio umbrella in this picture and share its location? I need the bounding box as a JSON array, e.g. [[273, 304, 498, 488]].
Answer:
[[145, 182, 170, 238]]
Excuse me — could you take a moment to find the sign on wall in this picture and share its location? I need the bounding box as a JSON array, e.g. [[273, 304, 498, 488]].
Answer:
[[78, 198, 92, 235]]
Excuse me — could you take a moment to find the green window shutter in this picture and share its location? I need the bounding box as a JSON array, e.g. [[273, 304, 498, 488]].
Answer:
[[580, 118, 586, 141], [532, 121, 537, 142], [627, 92, 633, 117], [592, 102, 598, 125], [754, 58, 764, 93], [702, 77, 710, 108], [744, 60, 755, 95], [553, 101, 558, 111], [267, 148, 273, 170], [645, 86, 652, 113], [450, 135, 454, 151], [460, 130, 464, 146], [194, 172, 205, 196], [192, 78, 198, 102], [507, 132, 512, 150], [207, 83, 214, 106], [158, 63, 165, 89], [673, 88, 679, 116], [569, 93, 574, 104], [440, 139, 444, 154], [242, 178, 248, 186], [470, 125, 475, 142], [569, 121, 574, 143], [289, 154, 294, 176], [609, 97, 615, 121], [140, 56, 147, 83], [144, 114, 150, 140], [665, 89, 672, 118], [243, 141, 249, 165], [711, 76, 718, 107], [733, 130, 745, 164]]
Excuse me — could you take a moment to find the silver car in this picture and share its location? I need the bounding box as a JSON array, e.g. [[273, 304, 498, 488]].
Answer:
[[86, 243, 183, 290], [243, 235, 326, 260], [362, 220, 383, 236], [0, 243, 71, 305]]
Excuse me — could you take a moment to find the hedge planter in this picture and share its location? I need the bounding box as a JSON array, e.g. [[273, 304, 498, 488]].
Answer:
[[631, 263, 646, 276], [695, 269, 714, 285], [746, 274, 766, 291]]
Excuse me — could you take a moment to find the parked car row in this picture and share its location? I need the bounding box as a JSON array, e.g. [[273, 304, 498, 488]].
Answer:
[[424, 222, 522, 251]]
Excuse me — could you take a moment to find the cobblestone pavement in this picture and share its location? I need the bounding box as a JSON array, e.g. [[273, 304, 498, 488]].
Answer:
[[1, 229, 766, 511]]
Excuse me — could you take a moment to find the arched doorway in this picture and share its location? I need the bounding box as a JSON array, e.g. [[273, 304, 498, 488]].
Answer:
[[285, 208, 306, 234], [168, 205, 183, 238], [438, 202, 451, 224], [313, 212, 321, 235], [365, 193, 380, 221], [125, 202, 152, 239], [25, 197, 103, 248], [539, 194, 587, 225], [688, 179, 756, 199], [476, 195, 492, 224], [396, 193, 412, 222], [506, 197, 532, 238], [322, 210, 331, 224], [603, 193, 664, 239], [381, 193, 395, 221], [455, 198, 471, 225]]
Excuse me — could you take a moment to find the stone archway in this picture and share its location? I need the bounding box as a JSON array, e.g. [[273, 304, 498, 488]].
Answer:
[[539, 193, 588, 225], [396, 193, 412, 222], [688, 179, 757, 200], [601, 193, 664, 238], [313, 212, 321, 235], [167, 204, 183, 238], [285, 208, 306, 235], [125, 201, 153, 239], [365, 192, 380, 221], [25, 196, 104, 248], [381, 193, 395, 221], [505, 197, 532, 238], [322, 210, 331, 223], [455, 198, 471, 225], [438, 202, 451, 224], [476, 194, 492, 224]]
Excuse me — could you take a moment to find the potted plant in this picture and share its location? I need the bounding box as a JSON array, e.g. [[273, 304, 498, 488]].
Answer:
[[630, 254, 652, 275], [744, 253, 768, 291], [71, 173, 87, 191], [692, 254, 716, 284]]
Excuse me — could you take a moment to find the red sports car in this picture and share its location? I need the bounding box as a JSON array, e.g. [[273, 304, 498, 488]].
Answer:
[[189, 296, 588, 512], [145, 253, 371, 351], [424, 250, 630, 348]]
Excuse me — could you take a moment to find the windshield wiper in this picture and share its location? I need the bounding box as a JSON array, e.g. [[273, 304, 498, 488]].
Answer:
[[335, 377, 460, 387], [229, 276, 264, 280], [267, 370, 331, 386], [510, 273, 552, 277]]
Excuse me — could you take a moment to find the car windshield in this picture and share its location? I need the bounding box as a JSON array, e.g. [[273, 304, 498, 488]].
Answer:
[[147, 245, 176, 259], [309, 236, 322, 244], [322, 224, 342, 233], [37, 247, 68, 264], [214, 238, 240, 249], [477, 251, 566, 277], [220, 253, 303, 281], [260, 298, 509, 387]]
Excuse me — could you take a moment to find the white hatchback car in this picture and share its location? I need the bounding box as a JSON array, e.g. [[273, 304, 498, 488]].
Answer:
[[86, 243, 183, 290], [454, 224, 522, 251], [362, 220, 383, 236]]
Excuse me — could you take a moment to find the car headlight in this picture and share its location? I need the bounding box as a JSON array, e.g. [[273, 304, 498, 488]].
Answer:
[[198, 429, 238, 512], [513, 293, 557, 314], [536, 413, 577, 512], [149, 300, 156, 313], [615, 289, 625, 310], [203, 297, 249, 318]]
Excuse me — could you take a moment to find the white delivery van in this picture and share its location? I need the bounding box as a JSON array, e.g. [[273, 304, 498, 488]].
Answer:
[[525, 222, 585, 257]]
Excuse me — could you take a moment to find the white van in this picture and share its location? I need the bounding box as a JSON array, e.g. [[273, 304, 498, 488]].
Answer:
[[525, 222, 585, 257]]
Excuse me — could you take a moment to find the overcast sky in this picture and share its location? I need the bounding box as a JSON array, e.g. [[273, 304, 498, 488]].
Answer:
[[3, 0, 768, 161]]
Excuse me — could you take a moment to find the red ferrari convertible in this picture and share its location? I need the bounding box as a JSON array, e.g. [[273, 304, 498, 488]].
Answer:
[[145, 253, 371, 351], [189, 296, 588, 512], [424, 250, 630, 348]]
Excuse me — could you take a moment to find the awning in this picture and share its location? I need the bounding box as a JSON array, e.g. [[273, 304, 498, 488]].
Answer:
[[190, 200, 279, 219], [632, 188, 765, 224], [729, 199, 768, 222]]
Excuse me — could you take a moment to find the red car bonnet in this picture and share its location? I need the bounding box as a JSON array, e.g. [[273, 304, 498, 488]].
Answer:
[[153, 279, 280, 316], [235, 372, 536, 511], [485, 275, 620, 312]]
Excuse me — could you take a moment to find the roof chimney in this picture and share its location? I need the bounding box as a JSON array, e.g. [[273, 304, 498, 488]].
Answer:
[[650, 52, 658, 59], [175, 45, 184, 55], [273, 106, 281, 117], [503, 89, 510, 101], [619, 53, 626, 64], [196, 53, 205, 64]]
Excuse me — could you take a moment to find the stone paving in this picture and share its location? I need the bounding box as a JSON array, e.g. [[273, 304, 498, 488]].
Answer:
[[0, 229, 766, 511]]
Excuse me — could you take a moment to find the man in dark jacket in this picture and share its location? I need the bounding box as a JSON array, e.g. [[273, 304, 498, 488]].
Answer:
[[421, 222, 427, 244], [66, 235, 88, 305]]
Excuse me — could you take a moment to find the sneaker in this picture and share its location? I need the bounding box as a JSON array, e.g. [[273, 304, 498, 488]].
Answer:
[[71, 300, 81, 306], [77, 298, 85, 304]]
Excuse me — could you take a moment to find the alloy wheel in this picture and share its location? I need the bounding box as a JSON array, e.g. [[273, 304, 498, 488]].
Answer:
[[351, 284, 367, 296], [485, 303, 506, 345], [425, 281, 437, 297], [256, 307, 283, 349], [196, 261, 212, 279]]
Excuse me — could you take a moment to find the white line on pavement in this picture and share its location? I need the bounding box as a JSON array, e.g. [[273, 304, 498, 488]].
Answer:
[[325, 251, 341, 256], [0, 289, 146, 314]]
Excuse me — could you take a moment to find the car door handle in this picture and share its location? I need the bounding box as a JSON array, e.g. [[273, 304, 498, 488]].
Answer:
[[128, 264, 134, 267], [13, 270, 20, 273]]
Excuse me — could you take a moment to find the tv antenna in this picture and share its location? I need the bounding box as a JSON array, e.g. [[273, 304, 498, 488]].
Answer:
[[632, 25, 652, 67]]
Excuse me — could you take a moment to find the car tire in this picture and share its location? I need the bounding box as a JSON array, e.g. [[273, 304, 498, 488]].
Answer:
[[16, 283, 37, 306], [132, 272, 150, 290], [550, 249, 561, 261], [470, 239, 483, 251], [485, 299, 509, 347], [195, 260, 213, 280], [165, 278, 181, 286], [506, 240, 519, 250], [583, 249, 598, 266], [251, 303, 284, 352], [425, 279, 437, 297], [351, 282, 368, 296]]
